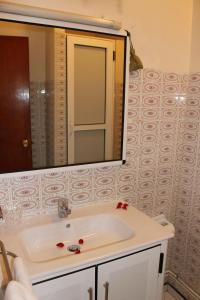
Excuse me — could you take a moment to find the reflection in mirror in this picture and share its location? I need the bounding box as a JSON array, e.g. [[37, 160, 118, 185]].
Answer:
[[0, 21, 126, 173]]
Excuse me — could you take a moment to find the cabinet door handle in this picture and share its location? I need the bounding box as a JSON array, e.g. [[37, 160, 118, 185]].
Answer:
[[88, 287, 93, 300], [103, 282, 109, 300]]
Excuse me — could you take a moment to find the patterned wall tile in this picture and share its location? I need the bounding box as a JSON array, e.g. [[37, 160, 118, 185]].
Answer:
[[0, 69, 200, 296]]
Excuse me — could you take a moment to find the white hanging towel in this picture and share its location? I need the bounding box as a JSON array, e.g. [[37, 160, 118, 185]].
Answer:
[[13, 258, 32, 292], [4, 281, 38, 300]]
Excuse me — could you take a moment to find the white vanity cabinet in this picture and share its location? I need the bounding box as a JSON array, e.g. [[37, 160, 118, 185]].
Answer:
[[33, 268, 95, 300], [97, 246, 161, 300], [33, 245, 164, 300]]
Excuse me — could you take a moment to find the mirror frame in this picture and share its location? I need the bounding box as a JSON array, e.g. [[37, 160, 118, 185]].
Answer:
[[0, 7, 130, 176]]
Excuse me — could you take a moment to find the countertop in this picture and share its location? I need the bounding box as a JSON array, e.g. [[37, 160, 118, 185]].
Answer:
[[0, 202, 174, 283]]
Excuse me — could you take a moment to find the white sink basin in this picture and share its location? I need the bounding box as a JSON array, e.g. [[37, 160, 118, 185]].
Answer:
[[19, 213, 134, 262]]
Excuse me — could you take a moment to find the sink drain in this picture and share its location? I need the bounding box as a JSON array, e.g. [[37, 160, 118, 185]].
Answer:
[[67, 245, 80, 252]]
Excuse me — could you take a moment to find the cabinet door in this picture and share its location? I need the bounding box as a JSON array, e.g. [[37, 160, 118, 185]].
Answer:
[[98, 246, 161, 300], [33, 268, 95, 300]]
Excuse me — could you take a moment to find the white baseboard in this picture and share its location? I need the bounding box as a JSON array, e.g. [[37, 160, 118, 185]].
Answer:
[[165, 271, 200, 300]]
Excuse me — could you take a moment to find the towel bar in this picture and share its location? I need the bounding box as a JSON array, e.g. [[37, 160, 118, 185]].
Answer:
[[0, 240, 17, 283]]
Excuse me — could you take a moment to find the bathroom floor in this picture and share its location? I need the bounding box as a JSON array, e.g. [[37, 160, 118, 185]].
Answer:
[[164, 292, 176, 300]]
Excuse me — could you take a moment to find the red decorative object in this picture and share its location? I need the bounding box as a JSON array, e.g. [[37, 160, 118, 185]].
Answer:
[[116, 202, 123, 209], [56, 242, 64, 248], [122, 203, 128, 210], [75, 249, 81, 254], [78, 239, 84, 245]]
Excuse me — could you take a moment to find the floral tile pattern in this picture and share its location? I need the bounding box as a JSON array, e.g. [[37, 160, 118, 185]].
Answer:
[[0, 69, 200, 297]]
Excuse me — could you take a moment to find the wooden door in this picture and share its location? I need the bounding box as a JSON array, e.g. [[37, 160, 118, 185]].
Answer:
[[33, 268, 95, 300], [0, 36, 32, 172], [98, 247, 161, 300]]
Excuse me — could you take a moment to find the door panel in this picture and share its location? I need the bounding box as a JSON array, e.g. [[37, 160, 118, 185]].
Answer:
[[74, 45, 106, 125], [98, 247, 161, 300], [75, 129, 105, 163], [67, 35, 115, 164], [33, 268, 95, 300], [0, 36, 32, 172]]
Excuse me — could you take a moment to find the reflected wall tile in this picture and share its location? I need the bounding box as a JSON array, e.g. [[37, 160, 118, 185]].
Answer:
[[186, 85, 200, 95], [179, 108, 200, 120], [127, 108, 140, 120], [188, 73, 200, 83], [127, 122, 139, 133], [128, 95, 140, 107], [162, 83, 181, 95], [163, 72, 180, 83], [129, 69, 142, 81], [161, 107, 178, 119], [161, 96, 178, 107], [143, 69, 162, 82], [129, 81, 141, 93], [142, 82, 162, 94], [185, 98, 199, 107], [141, 108, 159, 121], [141, 95, 160, 107]]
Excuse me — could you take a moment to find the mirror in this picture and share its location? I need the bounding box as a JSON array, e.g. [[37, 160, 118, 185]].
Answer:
[[0, 20, 126, 173]]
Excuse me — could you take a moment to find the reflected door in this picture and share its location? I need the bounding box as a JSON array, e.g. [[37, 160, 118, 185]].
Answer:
[[67, 35, 115, 164], [0, 36, 32, 172]]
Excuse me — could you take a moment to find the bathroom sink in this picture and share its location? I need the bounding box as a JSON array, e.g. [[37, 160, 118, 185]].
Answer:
[[19, 213, 134, 262]]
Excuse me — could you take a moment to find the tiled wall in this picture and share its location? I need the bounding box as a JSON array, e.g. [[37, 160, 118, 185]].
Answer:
[[0, 69, 199, 296], [30, 81, 47, 168], [169, 73, 200, 295], [54, 29, 67, 166]]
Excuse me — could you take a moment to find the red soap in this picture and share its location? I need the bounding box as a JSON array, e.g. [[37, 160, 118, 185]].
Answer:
[[56, 242, 64, 248], [75, 249, 81, 254], [79, 239, 84, 245]]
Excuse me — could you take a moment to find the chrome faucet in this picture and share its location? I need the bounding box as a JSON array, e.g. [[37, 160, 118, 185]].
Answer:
[[58, 198, 71, 218]]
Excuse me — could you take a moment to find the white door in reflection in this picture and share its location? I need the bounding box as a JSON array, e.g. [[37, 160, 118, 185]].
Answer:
[[67, 35, 115, 164]]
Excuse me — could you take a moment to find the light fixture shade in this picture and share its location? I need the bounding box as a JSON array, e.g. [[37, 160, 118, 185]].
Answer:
[[0, 1, 122, 30]]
